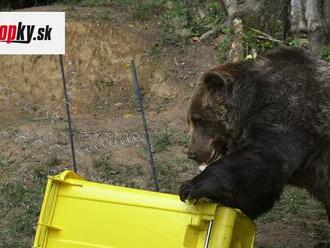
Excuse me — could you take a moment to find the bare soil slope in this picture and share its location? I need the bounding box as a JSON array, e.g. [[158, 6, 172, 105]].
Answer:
[[0, 4, 328, 248]]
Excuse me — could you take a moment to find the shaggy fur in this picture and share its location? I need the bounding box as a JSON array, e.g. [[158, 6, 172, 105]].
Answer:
[[180, 47, 330, 220]]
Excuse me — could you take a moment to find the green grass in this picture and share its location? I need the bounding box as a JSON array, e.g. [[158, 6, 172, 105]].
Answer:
[[320, 45, 330, 61], [256, 188, 327, 247], [92, 156, 145, 188], [188, 1, 225, 37], [301, 222, 330, 242], [0, 176, 45, 247], [155, 158, 193, 192], [170, 130, 189, 148], [147, 45, 164, 62], [258, 188, 325, 223], [287, 37, 302, 47], [0, 156, 9, 169], [244, 30, 280, 56], [152, 130, 171, 153], [93, 156, 118, 177], [0, 155, 62, 247], [160, 0, 225, 44], [216, 29, 232, 63], [152, 129, 190, 153]]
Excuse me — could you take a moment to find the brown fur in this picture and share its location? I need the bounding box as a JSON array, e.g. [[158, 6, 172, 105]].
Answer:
[[181, 47, 330, 222]]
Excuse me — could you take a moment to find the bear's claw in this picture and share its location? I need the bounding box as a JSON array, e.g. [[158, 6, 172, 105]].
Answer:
[[179, 178, 214, 203]]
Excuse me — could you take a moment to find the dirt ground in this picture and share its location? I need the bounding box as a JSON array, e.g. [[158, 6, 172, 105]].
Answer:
[[0, 3, 329, 248]]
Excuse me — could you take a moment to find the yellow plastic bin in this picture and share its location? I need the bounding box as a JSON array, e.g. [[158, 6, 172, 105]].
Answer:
[[33, 170, 255, 248]]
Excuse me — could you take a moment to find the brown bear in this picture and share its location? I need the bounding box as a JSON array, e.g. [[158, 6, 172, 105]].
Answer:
[[179, 47, 330, 221]]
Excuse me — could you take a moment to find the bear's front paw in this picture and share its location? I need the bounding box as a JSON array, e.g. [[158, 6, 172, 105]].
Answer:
[[179, 180, 194, 202], [179, 178, 215, 203]]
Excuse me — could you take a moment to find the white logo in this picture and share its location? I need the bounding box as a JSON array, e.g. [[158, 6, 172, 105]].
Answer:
[[0, 12, 65, 54]]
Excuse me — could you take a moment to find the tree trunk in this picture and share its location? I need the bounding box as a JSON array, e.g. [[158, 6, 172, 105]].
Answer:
[[224, 0, 330, 56], [305, 0, 330, 52], [224, 0, 290, 38], [228, 18, 245, 62]]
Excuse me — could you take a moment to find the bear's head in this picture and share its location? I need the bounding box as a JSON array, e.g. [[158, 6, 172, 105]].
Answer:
[[187, 66, 235, 165]]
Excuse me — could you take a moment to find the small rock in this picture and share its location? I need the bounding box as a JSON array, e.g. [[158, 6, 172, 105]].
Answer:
[[191, 36, 200, 43], [114, 102, 123, 108]]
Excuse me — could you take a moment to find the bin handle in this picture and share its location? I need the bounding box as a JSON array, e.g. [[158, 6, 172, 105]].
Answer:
[[204, 220, 213, 248]]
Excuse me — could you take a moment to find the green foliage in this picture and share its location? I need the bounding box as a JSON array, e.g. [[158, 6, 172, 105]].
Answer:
[[160, 0, 225, 44], [7, 185, 44, 245], [158, 1, 188, 44], [0, 157, 9, 169], [217, 31, 232, 63], [152, 130, 171, 153], [242, 13, 284, 41], [1, 183, 26, 209], [320, 45, 330, 62], [152, 129, 188, 151], [174, 131, 189, 148], [287, 38, 302, 47], [219, 29, 304, 62], [188, 1, 225, 37], [243, 30, 278, 56], [168, 0, 187, 18]]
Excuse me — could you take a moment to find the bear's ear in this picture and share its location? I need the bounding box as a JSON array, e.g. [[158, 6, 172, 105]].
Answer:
[[202, 71, 227, 95]]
